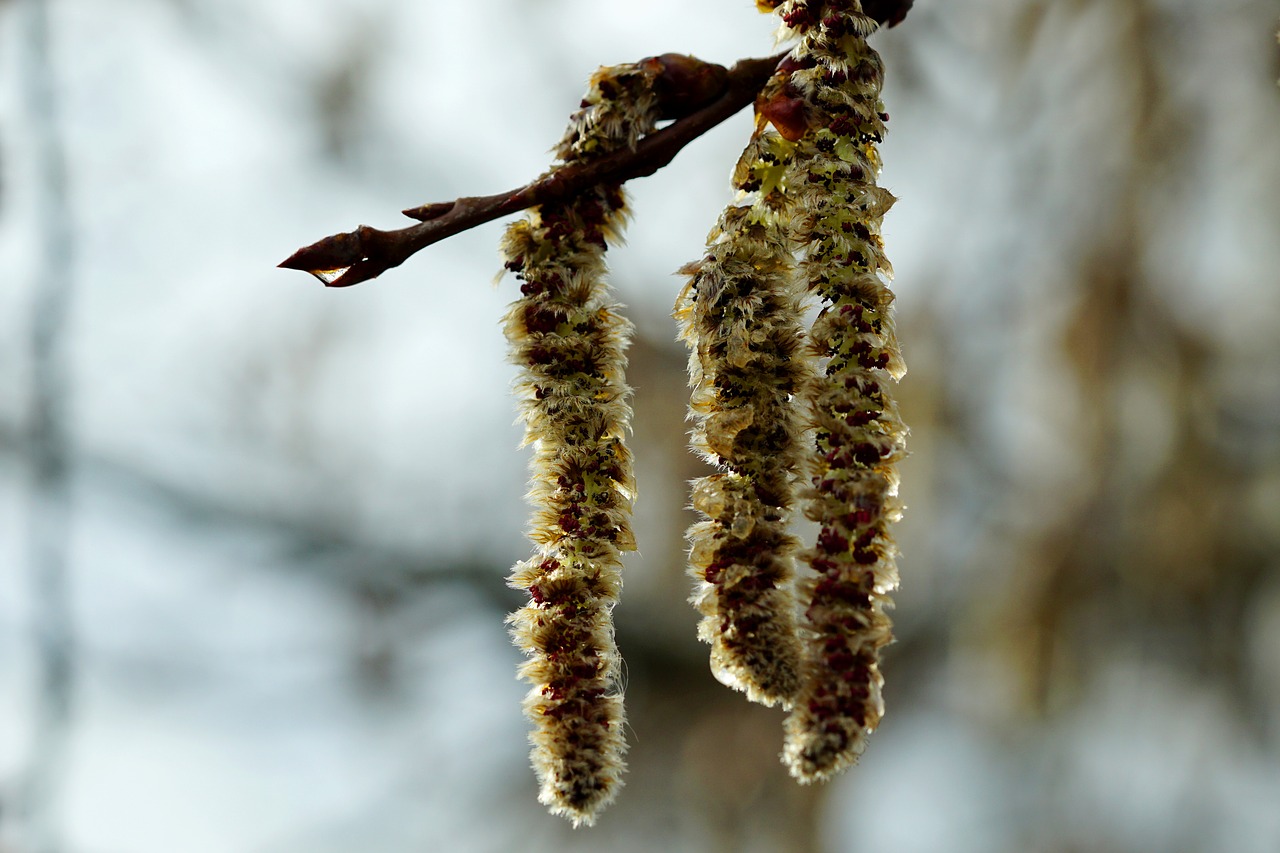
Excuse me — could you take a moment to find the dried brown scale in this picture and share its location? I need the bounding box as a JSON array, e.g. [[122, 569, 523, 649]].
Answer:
[[767, 1, 906, 784]]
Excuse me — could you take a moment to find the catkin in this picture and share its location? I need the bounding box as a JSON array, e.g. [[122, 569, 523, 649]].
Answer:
[[502, 62, 662, 826], [765, 0, 909, 783], [675, 129, 811, 708]]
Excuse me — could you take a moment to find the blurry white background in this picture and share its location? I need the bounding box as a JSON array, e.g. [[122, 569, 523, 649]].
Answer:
[[2, 1, 1279, 851]]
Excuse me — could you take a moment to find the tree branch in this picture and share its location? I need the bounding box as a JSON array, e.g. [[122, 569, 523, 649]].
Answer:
[[279, 53, 784, 288]]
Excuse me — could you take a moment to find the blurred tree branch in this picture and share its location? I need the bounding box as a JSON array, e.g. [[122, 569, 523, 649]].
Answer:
[[15, 0, 77, 848]]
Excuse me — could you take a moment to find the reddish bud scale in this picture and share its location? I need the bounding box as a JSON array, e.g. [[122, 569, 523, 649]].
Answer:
[[759, 90, 812, 141], [643, 53, 730, 120]]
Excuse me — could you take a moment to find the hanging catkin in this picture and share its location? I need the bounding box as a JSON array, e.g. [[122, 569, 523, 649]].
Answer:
[[675, 127, 810, 708], [761, 0, 909, 783], [501, 62, 656, 827], [502, 55, 731, 825]]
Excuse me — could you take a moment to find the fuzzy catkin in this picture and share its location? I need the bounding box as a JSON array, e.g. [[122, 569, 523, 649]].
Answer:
[[502, 62, 662, 827], [675, 130, 811, 708], [766, 0, 909, 783]]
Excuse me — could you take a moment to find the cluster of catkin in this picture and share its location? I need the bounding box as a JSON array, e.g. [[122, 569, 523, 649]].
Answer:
[[501, 0, 905, 827], [681, 0, 906, 784]]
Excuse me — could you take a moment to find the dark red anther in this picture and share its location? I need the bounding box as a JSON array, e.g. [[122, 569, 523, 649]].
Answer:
[[852, 443, 882, 466], [810, 557, 838, 574], [829, 115, 856, 137], [826, 650, 857, 672], [570, 662, 600, 680], [782, 6, 817, 29], [524, 305, 562, 334], [824, 69, 849, 87], [526, 345, 554, 365], [542, 702, 569, 720], [817, 528, 849, 555]]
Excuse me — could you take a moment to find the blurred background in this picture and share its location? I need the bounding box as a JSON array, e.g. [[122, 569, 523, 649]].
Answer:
[[2, 0, 1279, 850]]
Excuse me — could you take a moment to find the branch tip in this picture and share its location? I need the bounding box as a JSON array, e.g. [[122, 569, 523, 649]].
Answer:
[[403, 201, 455, 222]]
